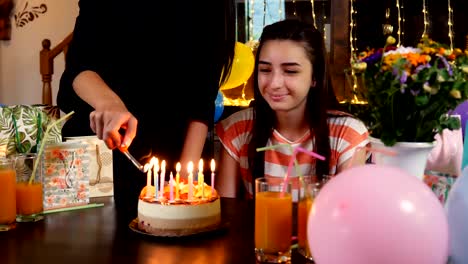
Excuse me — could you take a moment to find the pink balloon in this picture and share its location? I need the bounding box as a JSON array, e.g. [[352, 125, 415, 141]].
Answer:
[[308, 164, 449, 264]]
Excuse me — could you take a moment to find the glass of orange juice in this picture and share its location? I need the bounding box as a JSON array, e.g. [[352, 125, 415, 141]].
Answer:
[[297, 177, 320, 261], [14, 153, 44, 222], [255, 177, 292, 263], [0, 157, 17, 231], [297, 175, 330, 261]]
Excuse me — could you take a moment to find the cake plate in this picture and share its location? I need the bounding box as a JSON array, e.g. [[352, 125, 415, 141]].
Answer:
[[129, 218, 229, 238]]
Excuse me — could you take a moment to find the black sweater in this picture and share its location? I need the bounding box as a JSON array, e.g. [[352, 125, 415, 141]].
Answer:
[[58, 0, 231, 165]]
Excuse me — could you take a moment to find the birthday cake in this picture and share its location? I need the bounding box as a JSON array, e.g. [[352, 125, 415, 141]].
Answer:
[[137, 180, 221, 236]]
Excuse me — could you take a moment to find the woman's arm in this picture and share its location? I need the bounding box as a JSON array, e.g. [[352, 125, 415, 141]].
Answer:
[[216, 148, 240, 198], [179, 121, 209, 170], [336, 147, 367, 173], [72, 70, 137, 150]]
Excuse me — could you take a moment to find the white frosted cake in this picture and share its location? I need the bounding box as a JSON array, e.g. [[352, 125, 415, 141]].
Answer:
[[137, 180, 221, 236]]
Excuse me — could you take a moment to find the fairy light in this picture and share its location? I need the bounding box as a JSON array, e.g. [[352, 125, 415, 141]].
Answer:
[[349, 0, 357, 63], [400, 1, 405, 45], [310, 0, 317, 29], [421, 0, 429, 38], [448, 0, 454, 52], [322, 2, 327, 43], [396, 0, 401, 47], [292, 0, 297, 17], [249, 0, 255, 41], [348, 0, 363, 104]]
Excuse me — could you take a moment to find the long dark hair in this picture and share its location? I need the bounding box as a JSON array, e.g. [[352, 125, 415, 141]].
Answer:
[[249, 19, 341, 186]]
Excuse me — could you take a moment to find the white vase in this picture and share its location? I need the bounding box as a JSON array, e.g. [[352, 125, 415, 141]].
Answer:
[[369, 137, 436, 180]]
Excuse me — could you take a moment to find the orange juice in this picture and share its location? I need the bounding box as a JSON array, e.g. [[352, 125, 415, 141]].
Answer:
[[0, 169, 16, 224], [298, 195, 313, 257], [16, 182, 43, 215], [255, 191, 292, 253]]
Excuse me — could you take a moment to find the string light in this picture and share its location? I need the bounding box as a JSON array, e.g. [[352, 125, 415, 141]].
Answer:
[[310, 0, 317, 29], [322, 1, 327, 44], [249, 0, 255, 41], [292, 0, 297, 17], [348, 0, 364, 104], [396, 0, 402, 47], [422, 0, 429, 38], [349, 0, 357, 63], [448, 0, 454, 52], [400, 0, 405, 45]]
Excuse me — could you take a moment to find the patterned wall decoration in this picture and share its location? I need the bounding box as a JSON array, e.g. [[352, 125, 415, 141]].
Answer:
[[14, 1, 47, 28]]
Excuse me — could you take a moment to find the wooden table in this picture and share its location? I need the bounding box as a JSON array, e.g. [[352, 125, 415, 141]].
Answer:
[[0, 197, 311, 264]]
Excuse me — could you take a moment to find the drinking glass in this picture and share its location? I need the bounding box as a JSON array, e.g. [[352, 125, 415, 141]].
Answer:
[[0, 158, 16, 231], [297, 175, 331, 261], [255, 177, 292, 263], [15, 153, 44, 222]]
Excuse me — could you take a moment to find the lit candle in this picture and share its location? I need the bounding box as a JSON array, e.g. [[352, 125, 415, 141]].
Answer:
[[188, 161, 193, 200], [175, 162, 181, 200], [169, 171, 174, 202], [152, 157, 159, 199], [144, 163, 152, 198], [198, 159, 204, 199], [210, 159, 216, 195], [160, 160, 166, 198]]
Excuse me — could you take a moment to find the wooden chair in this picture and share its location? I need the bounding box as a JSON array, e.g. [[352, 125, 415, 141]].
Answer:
[[40, 32, 73, 106]]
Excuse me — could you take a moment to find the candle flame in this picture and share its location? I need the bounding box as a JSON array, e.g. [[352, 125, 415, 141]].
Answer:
[[176, 162, 181, 172], [198, 159, 203, 171], [161, 160, 166, 169], [187, 161, 193, 173], [150, 157, 159, 171], [210, 159, 215, 172]]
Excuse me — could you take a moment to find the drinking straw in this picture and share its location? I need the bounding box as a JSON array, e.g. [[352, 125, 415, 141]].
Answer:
[[42, 203, 104, 214], [29, 111, 75, 184], [347, 145, 396, 169], [294, 146, 326, 161], [288, 147, 326, 196], [257, 143, 297, 197]]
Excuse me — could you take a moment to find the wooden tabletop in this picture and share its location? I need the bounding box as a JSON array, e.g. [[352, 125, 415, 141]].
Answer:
[[0, 197, 312, 264]]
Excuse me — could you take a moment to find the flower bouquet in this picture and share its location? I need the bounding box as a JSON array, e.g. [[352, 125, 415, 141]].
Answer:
[[353, 36, 468, 146]]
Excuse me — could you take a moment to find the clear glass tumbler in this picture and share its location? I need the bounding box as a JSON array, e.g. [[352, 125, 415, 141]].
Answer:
[[14, 153, 44, 222], [0, 157, 17, 231], [255, 177, 292, 263]]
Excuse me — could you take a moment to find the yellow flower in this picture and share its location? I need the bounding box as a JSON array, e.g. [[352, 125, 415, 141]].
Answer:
[[386, 36, 396, 45], [450, 90, 462, 99], [462, 65, 468, 74], [352, 62, 367, 72]]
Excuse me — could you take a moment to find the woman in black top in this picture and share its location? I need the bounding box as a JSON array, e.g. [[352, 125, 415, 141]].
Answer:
[[58, 0, 236, 220]]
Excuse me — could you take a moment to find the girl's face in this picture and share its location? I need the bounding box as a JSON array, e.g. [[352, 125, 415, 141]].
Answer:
[[257, 40, 313, 113]]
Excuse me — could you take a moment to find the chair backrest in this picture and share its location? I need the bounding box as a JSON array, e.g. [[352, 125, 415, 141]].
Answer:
[[40, 32, 73, 105]]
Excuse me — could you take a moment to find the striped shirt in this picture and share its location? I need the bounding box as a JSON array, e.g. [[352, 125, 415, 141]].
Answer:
[[215, 107, 369, 196]]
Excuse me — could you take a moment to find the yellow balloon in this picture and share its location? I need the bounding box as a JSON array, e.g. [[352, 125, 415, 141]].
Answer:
[[220, 42, 255, 90]]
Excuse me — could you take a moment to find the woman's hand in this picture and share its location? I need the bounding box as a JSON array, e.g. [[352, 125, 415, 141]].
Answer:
[[89, 106, 137, 150]]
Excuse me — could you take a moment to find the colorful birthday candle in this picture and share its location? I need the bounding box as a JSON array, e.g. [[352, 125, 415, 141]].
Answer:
[[169, 171, 174, 202], [198, 159, 204, 199], [152, 157, 159, 199], [175, 162, 181, 200], [160, 160, 166, 198], [188, 161, 193, 200], [210, 159, 215, 195], [144, 163, 152, 198]]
